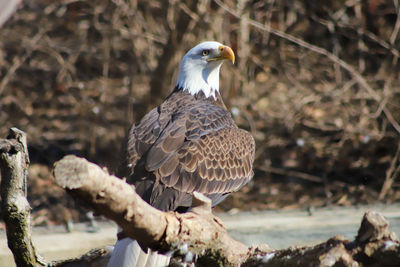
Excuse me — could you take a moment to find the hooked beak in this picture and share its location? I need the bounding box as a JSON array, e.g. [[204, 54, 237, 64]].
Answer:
[[207, 45, 235, 64]]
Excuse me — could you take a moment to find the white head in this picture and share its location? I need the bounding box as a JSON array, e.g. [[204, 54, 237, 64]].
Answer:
[[176, 41, 235, 99]]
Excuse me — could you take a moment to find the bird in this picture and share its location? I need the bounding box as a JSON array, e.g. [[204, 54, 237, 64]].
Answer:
[[107, 41, 255, 267]]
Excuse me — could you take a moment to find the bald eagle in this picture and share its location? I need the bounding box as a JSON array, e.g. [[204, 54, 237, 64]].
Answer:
[[107, 41, 255, 267]]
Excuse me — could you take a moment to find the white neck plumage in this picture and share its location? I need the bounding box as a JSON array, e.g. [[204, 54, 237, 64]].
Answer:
[[176, 61, 222, 100]]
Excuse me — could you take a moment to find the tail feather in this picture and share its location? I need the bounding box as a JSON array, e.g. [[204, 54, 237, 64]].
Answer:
[[136, 245, 149, 267], [147, 250, 170, 267], [107, 238, 170, 267]]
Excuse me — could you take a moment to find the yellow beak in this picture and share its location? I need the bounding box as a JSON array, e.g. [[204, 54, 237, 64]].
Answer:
[[207, 45, 235, 64]]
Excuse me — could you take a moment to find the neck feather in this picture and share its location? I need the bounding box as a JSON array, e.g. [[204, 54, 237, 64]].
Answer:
[[176, 62, 222, 100]]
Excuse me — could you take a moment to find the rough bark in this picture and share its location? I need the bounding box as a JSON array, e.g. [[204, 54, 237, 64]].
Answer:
[[244, 211, 400, 267], [0, 128, 46, 266], [52, 155, 251, 266], [52, 155, 400, 267]]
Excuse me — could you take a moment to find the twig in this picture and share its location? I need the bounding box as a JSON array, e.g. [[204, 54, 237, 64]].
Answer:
[[0, 27, 47, 97], [309, 14, 400, 59], [354, 2, 366, 73], [213, 0, 400, 134], [379, 141, 400, 200], [213, 0, 378, 99], [390, 0, 400, 46], [178, 2, 200, 22], [258, 164, 352, 190], [0, 128, 46, 266], [149, 0, 199, 105], [258, 165, 324, 184]]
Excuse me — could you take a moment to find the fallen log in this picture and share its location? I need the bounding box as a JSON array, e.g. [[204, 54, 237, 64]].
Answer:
[[53, 155, 253, 266]]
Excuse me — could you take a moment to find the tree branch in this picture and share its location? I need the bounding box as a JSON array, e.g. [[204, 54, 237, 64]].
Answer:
[[148, 0, 199, 105], [213, 0, 400, 134], [0, 128, 46, 266], [52, 155, 252, 266]]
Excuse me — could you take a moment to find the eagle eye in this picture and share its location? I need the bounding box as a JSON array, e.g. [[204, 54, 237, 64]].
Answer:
[[202, 50, 210, 56]]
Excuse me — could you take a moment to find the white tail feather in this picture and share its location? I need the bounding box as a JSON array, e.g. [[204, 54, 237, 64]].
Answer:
[[107, 238, 170, 267]]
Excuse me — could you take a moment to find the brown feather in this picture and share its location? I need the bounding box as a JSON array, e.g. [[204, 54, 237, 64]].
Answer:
[[159, 156, 179, 177], [162, 134, 185, 153], [121, 89, 255, 211]]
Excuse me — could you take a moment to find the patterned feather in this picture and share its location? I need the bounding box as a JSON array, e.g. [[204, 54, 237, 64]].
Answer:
[[119, 88, 255, 211]]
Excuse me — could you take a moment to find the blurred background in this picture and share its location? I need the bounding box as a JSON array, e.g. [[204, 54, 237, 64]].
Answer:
[[0, 0, 399, 227]]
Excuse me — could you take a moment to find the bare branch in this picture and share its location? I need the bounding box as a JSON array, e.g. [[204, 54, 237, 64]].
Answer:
[[309, 14, 400, 59], [213, 0, 400, 134], [390, 0, 400, 46], [379, 141, 400, 200], [0, 27, 47, 97], [148, 0, 199, 105], [258, 165, 325, 184], [0, 128, 46, 267], [52, 155, 252, 266]]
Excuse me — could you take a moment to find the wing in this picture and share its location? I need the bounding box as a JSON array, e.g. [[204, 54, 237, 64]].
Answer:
[[124, 98, 255, 211], [147, 126, 255, 211], [116, 107, 158, 179], [154, 127, 254, 200], [149, 104, 254, 209]]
